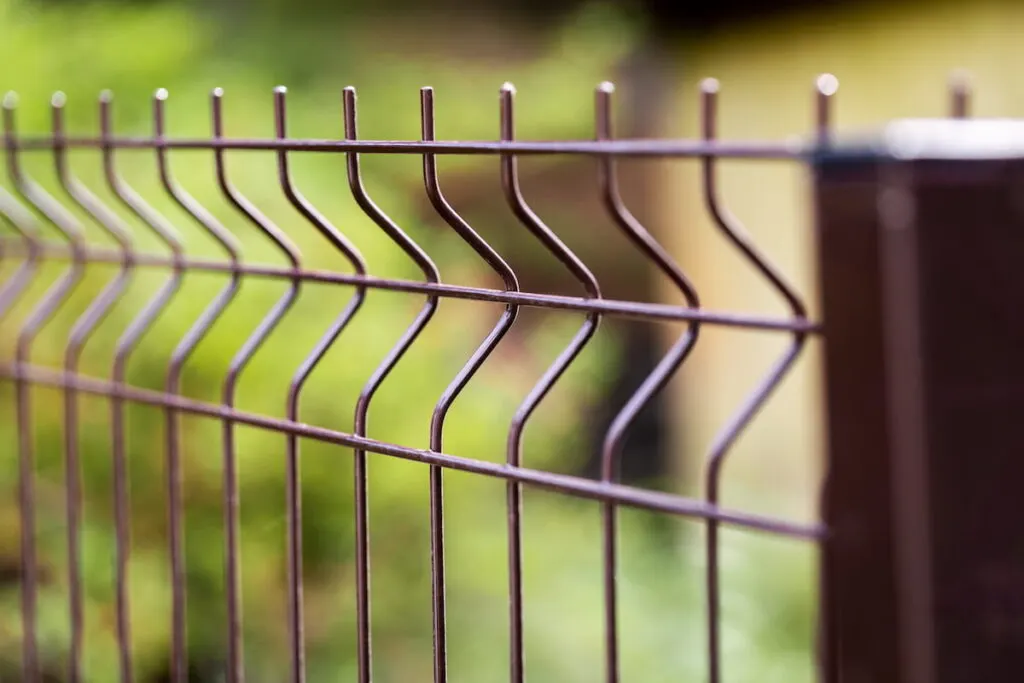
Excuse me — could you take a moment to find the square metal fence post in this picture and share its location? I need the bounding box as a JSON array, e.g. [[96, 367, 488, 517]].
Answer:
[[813, 120, 1024, 683]]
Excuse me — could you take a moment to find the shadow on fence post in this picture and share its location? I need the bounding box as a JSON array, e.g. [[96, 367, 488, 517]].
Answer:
[[814, 120, 1024, 683]]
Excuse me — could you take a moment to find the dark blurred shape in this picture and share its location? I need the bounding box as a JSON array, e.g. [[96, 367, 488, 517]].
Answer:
[[583, 322, 665, 484], [340, 0, 876, 41], [148, 657, 223, 683], [0, 557, 53, 587], [494, 0, 884, 42], [32, 0, 881, 42], [629, 0, 875, 40]]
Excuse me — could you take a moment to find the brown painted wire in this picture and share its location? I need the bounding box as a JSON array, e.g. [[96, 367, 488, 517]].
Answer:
[[5, 92, 88, 683], [13, 135, 803, 158], [54, 92, 136, 683], [500, 83, 603, 683], [421, 86, 522, 683], [0, 240, 814, 332], [7, 75, 973, 683], [344, 86, 442, 683], [594, 82, 703, 683], [699, 76, 828, 683], [212, 88, 304, 683], [155, 89, 246, 683], [273, 86, 369, 683]]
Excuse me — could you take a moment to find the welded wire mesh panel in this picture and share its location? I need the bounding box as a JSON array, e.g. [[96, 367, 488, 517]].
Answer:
[[0, 73, 972, 683]]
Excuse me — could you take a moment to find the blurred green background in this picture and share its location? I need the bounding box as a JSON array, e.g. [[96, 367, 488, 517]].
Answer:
[[8, 0, 1018, 681]]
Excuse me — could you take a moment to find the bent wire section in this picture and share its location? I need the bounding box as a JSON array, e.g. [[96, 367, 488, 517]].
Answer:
[[343, 86, 442, 683], [53, 92, 137, 683], [0, 184, 42, 320], [274, 86, 368, 683], [212, 88, 303, 683], [101, 89, 188, 683], [421, 86, 520, 683], [699, 77, 826, 683], [154, 89, 245, 683], [595, 82, 702, 683], [499, 82, 603, 683], [5, 92, 88, 683]]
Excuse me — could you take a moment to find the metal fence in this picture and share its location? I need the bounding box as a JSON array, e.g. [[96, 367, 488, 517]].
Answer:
[[0, 72, 1020, 683]]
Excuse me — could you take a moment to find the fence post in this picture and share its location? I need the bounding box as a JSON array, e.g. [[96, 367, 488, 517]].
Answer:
[[813, 120, 1024, 683]]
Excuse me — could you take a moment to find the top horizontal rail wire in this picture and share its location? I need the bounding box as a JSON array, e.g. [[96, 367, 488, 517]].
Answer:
[[10, 135, 805, 158]]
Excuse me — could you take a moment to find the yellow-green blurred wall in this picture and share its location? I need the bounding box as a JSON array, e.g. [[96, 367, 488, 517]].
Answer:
[[660, 0, 1023, 520]]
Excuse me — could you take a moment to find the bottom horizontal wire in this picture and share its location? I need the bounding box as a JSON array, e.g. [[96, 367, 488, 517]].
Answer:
[[0, 361, 824, 540]]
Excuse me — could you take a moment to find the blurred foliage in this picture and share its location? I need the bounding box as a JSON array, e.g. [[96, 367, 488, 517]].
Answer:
[[0, 0, 815, 681]]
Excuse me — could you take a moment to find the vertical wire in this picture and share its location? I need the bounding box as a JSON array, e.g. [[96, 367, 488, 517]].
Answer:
[[343, 86, 441, 683], [812, 73, 836, 683], [699, 77, 817, 683], [53, 92, 137, 683], [421, 87, 520, 683], [4, 91, 88, 683], [498, 83, 602, 683], [595, 83, 701, 683], [154, 89, 244, 683], [213, 87, 304, 683], [275, 86, 368, 683], [101, 89, 187, 683]]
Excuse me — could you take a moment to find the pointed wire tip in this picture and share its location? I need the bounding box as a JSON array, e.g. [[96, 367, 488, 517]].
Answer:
[[212, 87, 224, 98], [816, 73, 839, 97], [154, 88, 169, 101], [500, 82, 516, 95], [700, 78, 720, 95], [51, 91, 67, 108], [597, 81, 615, 94], [99, 90, 113, 104], [3, 92, 18, 109]]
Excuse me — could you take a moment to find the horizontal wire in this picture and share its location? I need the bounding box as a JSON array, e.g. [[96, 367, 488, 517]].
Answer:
[[11, 135, 806, 158], [0, 360, 825, 541], [0, 240, 819, 333]]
